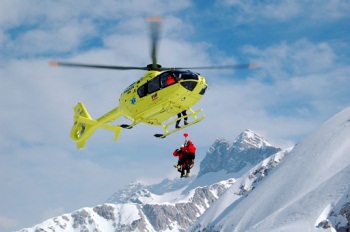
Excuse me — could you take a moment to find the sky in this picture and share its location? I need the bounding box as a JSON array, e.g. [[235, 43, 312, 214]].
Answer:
[[1, 0, 350, 231]]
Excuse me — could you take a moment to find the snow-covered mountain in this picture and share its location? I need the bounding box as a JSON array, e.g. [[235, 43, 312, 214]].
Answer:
[[18, 107, 350, 232], [106, 177, 193, 204], [190, 107, 350, 232], [18, 129, 284, 232], [198, 129, 281, 177]]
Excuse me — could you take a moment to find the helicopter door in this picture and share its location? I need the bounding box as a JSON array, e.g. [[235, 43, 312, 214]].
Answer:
[[160, 72, 176, 88], [148, 76, 161, 94], [158, 72, 180, 107], [134, 76, 161, 118]]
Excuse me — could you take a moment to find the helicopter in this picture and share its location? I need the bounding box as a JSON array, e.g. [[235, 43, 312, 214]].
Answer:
[[50, 17, 255, 149]]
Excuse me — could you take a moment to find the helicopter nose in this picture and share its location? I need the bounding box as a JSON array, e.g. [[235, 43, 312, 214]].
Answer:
[[199, 85, 207, 95]]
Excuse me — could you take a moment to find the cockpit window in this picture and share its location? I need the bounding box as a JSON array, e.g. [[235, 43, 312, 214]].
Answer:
[[148, 76, 160, 93], [173, 70, 198, 91], [138, 72, 178, 98], [173, 70, 199, 81], [160, 72, 176, 88], [137, 84, 147, 98], [136, 70, 199, 98], [181, 80, 197, 91]]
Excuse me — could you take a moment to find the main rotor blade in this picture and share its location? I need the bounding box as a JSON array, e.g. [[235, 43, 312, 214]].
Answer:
[[148, 16, 162, 70], [160, 63, 258, 71], [50, 61, 148, 70]]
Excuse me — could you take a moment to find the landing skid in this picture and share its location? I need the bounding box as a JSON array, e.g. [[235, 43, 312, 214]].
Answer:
[[154, 109, 205, 138]]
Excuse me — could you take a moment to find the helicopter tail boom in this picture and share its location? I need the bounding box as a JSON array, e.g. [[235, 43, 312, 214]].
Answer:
[[70, 102, 122, 149]]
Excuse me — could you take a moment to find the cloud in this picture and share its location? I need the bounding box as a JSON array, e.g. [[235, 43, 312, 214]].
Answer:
[[307, 0, 350, 19], [221, 0, 300, 21], [244, 39, 337, 80], [0, 0, 190, 27], [219, 0, 350, 21], [0, 0, 192, 59], [192, 38, 350, 149], [6, 22, 97, 56], [0, 215, 18, 231]]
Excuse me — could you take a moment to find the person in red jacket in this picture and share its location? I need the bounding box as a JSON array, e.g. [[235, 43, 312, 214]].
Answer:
[[173, 140, 196, 178], [173, 146, 185, 168]]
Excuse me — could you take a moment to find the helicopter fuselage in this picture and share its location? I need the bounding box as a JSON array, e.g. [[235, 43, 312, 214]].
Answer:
[[119, 70, 208, 126], [69, 69, 208, 149], [54, 16, 252, 149]]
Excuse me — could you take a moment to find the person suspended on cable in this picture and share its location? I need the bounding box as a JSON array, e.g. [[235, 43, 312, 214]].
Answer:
[[173, 145, 185, 176], [182, 140, 196, 177], [173, 133, 196, 178]]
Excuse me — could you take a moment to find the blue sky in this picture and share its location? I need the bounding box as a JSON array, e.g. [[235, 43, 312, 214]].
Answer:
[[1, 0, 350, 231]]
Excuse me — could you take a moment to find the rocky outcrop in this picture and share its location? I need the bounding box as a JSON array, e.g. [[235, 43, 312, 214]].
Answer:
[[198, 129, 281, 177]]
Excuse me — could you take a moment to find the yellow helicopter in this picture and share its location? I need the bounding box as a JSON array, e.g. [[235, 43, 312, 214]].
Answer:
[[51, 17, 255, 149]]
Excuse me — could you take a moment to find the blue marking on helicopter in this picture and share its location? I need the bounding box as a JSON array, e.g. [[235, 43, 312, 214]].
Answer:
[[131, 97, 136, 105]]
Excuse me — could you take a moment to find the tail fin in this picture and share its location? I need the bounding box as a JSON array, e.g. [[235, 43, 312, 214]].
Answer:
[[70, 102, 96, 149], [70, 102, 122, 149]]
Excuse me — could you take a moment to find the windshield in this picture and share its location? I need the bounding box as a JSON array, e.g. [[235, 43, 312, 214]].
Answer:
[[172, 70, 198, 91], [173, 70, 199, 81]]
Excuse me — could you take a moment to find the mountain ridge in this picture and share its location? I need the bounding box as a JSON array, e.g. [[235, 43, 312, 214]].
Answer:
[[198, 129, 281, 177], [17, 108, 350, 231], [190, 107, 350, 232], [18, 129, 284, 232]]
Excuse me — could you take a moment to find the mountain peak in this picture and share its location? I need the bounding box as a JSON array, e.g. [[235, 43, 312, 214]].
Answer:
[[191, 107, 350, 232], [198, 130, 281, 177], [233, 129, 272, 149]]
